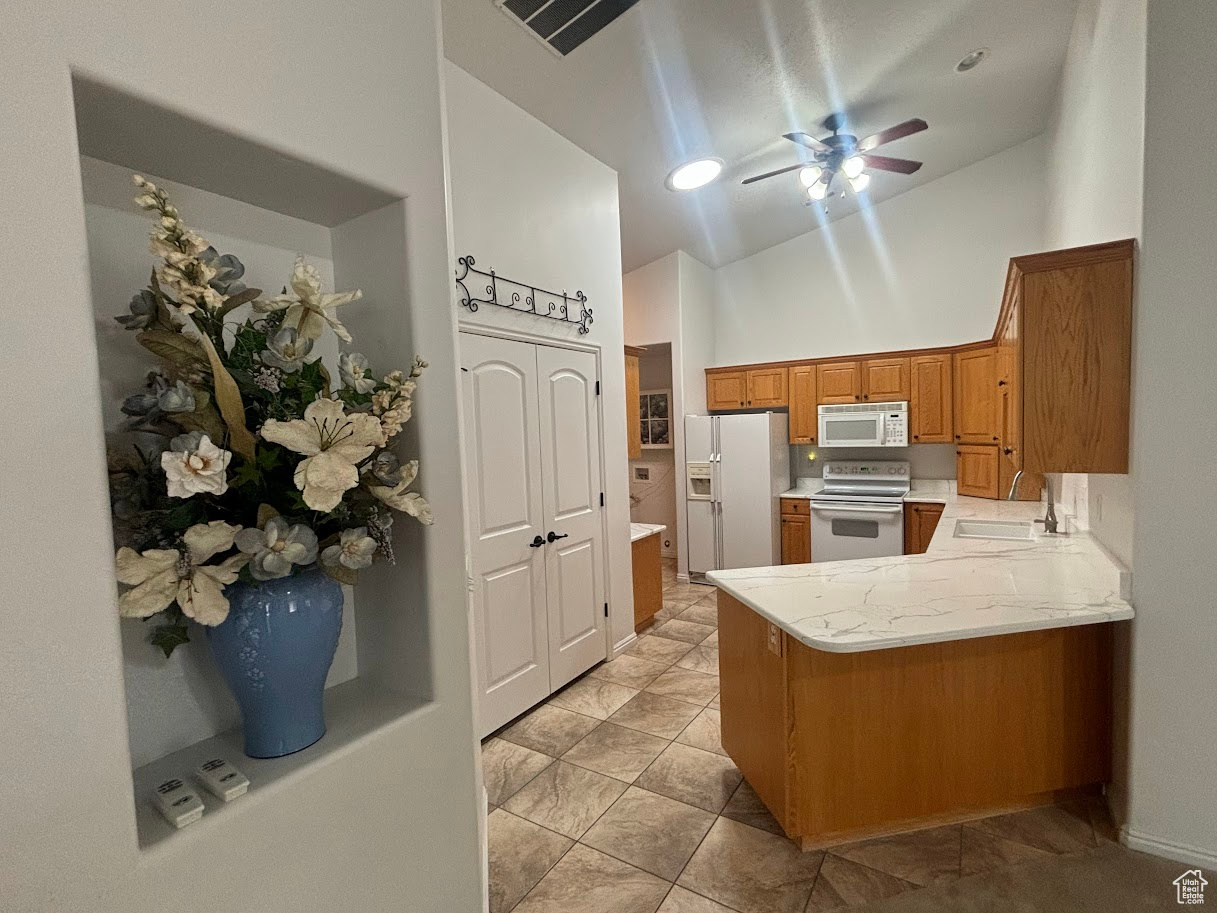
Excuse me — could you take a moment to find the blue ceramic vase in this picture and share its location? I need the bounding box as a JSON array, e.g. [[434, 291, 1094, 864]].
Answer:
[[207, 566, 343, 759]]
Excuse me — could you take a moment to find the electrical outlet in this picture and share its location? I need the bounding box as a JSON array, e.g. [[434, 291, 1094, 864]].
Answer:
[[767, 622, 783, 656]]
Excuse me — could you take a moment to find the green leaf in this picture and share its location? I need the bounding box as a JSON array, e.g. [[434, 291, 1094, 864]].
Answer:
[[150, 621, 190, 658]]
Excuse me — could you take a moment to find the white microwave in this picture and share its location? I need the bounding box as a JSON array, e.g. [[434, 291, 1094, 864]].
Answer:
[[818, 402, 909, 448]]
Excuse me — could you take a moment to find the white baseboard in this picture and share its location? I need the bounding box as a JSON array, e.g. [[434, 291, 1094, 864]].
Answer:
[[612, 632, 638, 657], [1121, 826, 1217, 867], [677, 573, 690, 584]]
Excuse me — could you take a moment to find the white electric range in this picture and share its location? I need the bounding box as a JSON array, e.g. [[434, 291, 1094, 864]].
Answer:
[[810, 461, 910, 562]]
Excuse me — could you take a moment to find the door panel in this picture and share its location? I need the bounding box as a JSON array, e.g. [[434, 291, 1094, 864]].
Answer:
[[861, 357, 911, 402], [746, 367, 788, 407], [536, 346, 606, 688], [954, 348, 999, 444], [718, 413, 779, 569], [788, 364, 817, 444], [818, 362, 861, 404], [460, 333, 549, 737], [910, 355, 953, 443], [957, 444, 1000, 498], [707, 370, 746, 410]]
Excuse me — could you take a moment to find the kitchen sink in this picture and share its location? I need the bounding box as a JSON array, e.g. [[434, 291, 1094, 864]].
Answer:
[[953, 519, 1036, 540]]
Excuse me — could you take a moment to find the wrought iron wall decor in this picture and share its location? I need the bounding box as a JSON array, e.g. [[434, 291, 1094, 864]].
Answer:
[[455, 255, 593, 335]]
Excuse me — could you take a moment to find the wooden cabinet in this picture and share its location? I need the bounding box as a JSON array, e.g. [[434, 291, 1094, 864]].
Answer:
[[956, 445, 1000, 498], [779, 499, 811, 564], [706, 369, 747, 410], [861, 357, 910, 402], [625, 346, 643, 460], [953, 347, 999, 445], [746, 366, 788, 408], [1011, 240, 1133, 474], [631, 532, 663, 632], [909, 354, 953, 443], [817, 361, 861, 404], [903, 502, 945, 555], [787, 364, 817, 444]]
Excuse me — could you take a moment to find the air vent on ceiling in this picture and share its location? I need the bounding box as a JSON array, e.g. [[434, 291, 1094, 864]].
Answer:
[[496, 0, 642, 56]]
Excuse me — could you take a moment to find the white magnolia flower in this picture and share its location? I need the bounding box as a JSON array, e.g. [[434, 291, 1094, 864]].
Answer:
[[339, 352, 376, 394], [161, 433, 231, 499], [322, 527, 377, 571], [260, 397, 385, 512], [367, 459, 433, 525], [115, 521, 247, 626], [234, 517, 319, 580], [254, 257, 361, 342]]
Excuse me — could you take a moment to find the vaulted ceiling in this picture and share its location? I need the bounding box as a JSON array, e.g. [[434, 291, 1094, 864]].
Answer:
[[442, 0, 1078, 271]]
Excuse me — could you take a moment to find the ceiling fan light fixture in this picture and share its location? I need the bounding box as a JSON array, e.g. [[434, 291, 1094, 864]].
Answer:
[[955, 47, 990, 73], [807, 179, 829, 201], [849, 173, 871, 193], [665, 158, 724, 191], [842, 156, 865, 179], [798, 165, 823, 188]]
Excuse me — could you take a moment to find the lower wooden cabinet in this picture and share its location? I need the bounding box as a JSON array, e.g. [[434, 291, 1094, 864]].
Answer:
[[957, 445, 1000, 498], [779, 498, 811, 564], [631, 533, 663, 632], [904, 502, 945, 554]]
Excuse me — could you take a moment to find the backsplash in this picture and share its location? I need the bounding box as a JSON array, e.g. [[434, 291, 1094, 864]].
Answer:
[[790, 443, 957, 479]]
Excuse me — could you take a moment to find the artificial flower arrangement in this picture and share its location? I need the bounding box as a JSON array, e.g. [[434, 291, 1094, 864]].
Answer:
[[108, 175, 430, 657]]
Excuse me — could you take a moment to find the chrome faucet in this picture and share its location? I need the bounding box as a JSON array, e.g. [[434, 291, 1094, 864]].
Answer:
[[1007, 470, 1060, 534]]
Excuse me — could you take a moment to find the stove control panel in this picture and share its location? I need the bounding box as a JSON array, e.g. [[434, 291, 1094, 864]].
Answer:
[[822, 461, 911, 482]]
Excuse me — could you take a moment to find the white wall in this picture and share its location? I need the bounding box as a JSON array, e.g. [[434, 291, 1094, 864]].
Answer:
[[0, 2, 483, 910], [714, 136, 1049, 365], [1120, 0, 1217, 867], [1043, 0, 1147, 567], [631, 346, 678, 557], [443, 62, 635, 653]]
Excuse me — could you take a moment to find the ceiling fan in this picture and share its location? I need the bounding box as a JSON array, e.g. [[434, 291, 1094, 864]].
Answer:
[[742, 113, 928, 203]]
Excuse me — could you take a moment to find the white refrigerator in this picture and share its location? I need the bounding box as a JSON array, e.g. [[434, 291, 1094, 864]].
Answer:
[[685, 413, 790, 578]]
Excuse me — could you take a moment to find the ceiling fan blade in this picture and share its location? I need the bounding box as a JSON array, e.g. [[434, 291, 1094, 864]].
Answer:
[[784, 131, 831, 153], [861, 154, 923, 175], [741, 162, 807, 185], [857, 118, 928, 152]]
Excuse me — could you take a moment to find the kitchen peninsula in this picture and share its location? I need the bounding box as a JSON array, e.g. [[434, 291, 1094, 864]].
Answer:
[[707, 490, 1134, 850]]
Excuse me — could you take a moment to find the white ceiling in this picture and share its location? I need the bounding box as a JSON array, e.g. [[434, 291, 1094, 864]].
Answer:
[[442, 0, 1078, 271]]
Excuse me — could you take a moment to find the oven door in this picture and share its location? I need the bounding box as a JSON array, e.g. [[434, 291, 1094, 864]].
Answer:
[[818, 411, 885, 447], [809, 501, 905, 562]]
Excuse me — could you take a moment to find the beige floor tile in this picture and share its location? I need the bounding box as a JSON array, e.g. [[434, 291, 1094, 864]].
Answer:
[[674, 645, 720, 676], [653, 619, 717, 645], [503, 760, 628, 839], [708, 691, 720, 710], [550, 676, 640, 720], [609, 691, 703, 739], [1086, 795, 1120, 843], [563, 722, 671, 782], [720, 779, 785, 836], [590, 654, 670, 689], [675, 602, 719, 627], [514, 844, 671, 913], [831, 824, 961, 887], [482, 738, 554, 806], [581, 786, 716, 881], [969, 802, 1097, 855], [635, 742, 742, 813], [677, 816, 822, 913], [488, 809, 573, 913], [674, 708, 726, 756], [500, 704, 601, 758], [656, 886, 737, 913], [652, 604, 685, 625], [959, 825, 1050, 876], [702, 631, 719, 648], [645, 668, 720, 706], [626, 635, 695, 667], [804, 854, 918, 912]]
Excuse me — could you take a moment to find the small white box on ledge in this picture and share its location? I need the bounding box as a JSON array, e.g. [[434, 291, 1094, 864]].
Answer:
[[153, 778, 204, 829], [195, 758, 250, 802]]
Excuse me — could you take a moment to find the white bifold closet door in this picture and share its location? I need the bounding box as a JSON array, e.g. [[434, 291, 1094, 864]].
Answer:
[[461, 333, 606, 737]]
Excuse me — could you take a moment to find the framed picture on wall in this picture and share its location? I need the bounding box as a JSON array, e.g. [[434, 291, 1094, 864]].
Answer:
[[640, 389, 672, 449]]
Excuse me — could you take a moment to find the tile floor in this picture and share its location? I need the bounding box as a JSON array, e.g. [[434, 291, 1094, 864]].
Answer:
[[484, 560, 1175, 913]]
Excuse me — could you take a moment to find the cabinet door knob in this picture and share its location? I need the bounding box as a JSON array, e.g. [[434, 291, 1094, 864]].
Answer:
[[913, 434, 920, 440], [1004, 447, 1013, 455]]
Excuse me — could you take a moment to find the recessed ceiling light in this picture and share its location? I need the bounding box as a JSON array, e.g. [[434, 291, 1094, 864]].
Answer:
[[955, 47, 990, 73], [666, 158, 724, 191]]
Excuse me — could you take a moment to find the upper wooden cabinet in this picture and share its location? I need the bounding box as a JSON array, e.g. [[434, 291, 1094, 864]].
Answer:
[[707, 369, 747, 410], [625, 346, 643, 460], [747, 366, 788, 408], [1008, 240, 1133, 474], [956, 444, 1000, 498], [817, 361, 861, 404], [788, 364, 817, 444], [909, 354, 953, 443], [861, 357, 910, 402], [953, 347, 999, 445]]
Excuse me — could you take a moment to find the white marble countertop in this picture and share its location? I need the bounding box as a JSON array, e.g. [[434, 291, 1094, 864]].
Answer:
[[781, 478, 955, 503], [630, 522, 666, 543], [708, 490, 1134, 653]]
